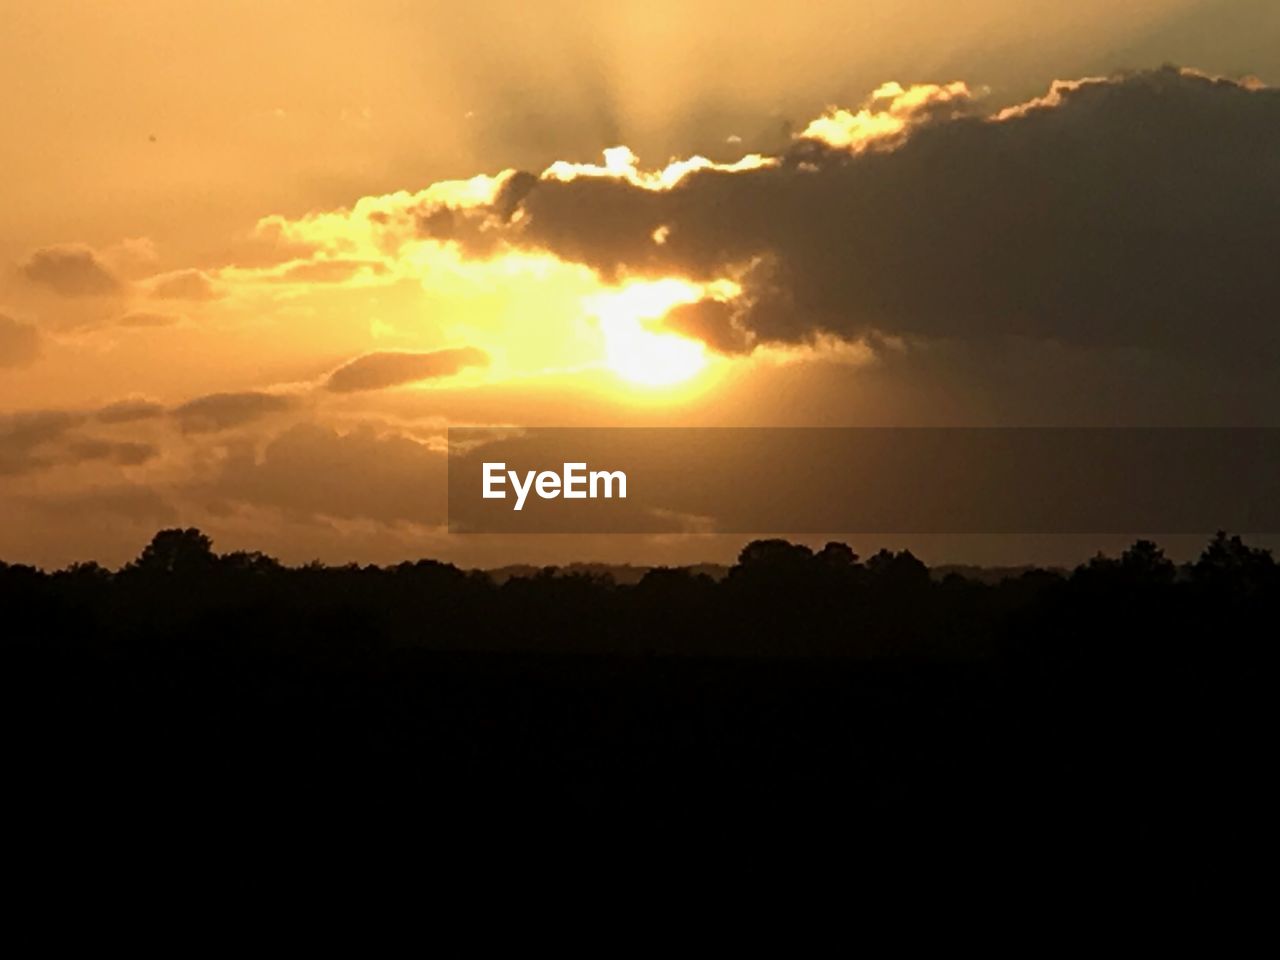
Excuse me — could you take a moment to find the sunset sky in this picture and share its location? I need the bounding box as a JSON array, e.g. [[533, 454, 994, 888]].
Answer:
[[3, 0, 1278, 568]]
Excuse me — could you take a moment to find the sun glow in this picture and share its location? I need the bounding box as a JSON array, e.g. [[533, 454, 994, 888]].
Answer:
[[584, 279, 711, 387]]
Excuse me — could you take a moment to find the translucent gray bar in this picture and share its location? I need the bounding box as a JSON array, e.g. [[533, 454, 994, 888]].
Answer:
[[447, 428, 1280, 534]]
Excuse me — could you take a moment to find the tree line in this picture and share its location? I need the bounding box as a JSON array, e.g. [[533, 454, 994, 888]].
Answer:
[[3, 528, 1271, 843]]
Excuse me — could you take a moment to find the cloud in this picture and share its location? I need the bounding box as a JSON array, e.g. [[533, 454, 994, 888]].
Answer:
[[148, 269, 221, 300], [0, 314, 41, 368], [96, 398, 167, 424], [20, 244, 124, 297], [324, 346, 489, 393], [171, 391, 296, 433], [62, 438, 157, 467], [479, 68, 1279, 372], [0, 411, 79, 474], [207, 422, 446, 526], [798, 80, 977, 151], [254, 171, 518, 261], [659, 299, 752, 355], [541, 146, 776, 190], [0, 410, 156, 475]]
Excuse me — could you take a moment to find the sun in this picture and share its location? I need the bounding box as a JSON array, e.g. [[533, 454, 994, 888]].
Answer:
[[584, 279, 710, 387], [602, 315, 708, 387]]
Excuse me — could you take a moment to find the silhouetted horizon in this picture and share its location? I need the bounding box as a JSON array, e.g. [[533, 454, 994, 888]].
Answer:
[[6, 525, 1266, 580], [6, 2, 1277, 857], [7, 523, 1272, 858]]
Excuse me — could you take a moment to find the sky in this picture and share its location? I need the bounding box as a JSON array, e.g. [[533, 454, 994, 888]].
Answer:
[[2, 0, 1279, 569]]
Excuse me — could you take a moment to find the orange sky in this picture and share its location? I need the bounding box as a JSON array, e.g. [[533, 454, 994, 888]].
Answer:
[[2, 1, 1277, 569]]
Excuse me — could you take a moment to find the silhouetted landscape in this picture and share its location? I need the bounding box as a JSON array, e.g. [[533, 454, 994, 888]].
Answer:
[[5, 529, 1270, 844]]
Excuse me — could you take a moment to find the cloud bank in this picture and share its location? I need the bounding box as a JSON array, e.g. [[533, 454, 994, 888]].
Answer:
[[265, 68, 1274, 372], [493, 68, 1280, 368]]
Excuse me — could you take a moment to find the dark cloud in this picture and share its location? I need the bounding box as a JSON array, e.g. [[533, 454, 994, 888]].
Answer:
[[487, 69, 1280, 371], [0, 411, 80, 474], [660, 299, 752, 354], [325, 347, 489, 393], [149, 269, 221, 301], [0, 410, 156, 475], [171, 391, 296, 433], [0, 314, 42, 368], [20, 245, 124, 297], [208, 422, 445, 526]]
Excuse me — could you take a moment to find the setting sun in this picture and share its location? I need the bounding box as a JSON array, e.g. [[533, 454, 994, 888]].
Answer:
[[585, 279, 711, 387]]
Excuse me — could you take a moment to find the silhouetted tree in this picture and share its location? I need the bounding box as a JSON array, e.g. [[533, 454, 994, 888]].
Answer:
[[735, 539, 815, 570], [1192, 531, 1276, 598], [220, 550, 283, 575], [816, 542, 858, 568], [133, 528, 216, 576], [1119, 540, 1176, 585], [864, 548, 929, 591]]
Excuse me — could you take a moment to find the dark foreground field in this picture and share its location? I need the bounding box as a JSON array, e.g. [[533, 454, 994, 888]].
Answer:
[[4, 531, 1270, 848]]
